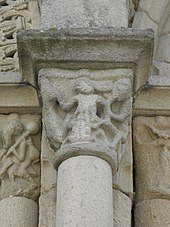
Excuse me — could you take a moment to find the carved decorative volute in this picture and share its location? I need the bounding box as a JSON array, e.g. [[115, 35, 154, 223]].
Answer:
[[39, 68, 133, 176], [0, 114, 41, 201]]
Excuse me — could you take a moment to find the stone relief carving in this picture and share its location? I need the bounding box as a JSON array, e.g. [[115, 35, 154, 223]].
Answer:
[[133, 116, 170, 202], [0, 113, 41, 200], [0, 0, 40, 71], [40, 69, 132, 175]]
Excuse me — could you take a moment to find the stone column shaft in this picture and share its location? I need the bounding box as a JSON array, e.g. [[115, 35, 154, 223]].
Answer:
[[56, 156, 113, 227], [0, 197, 38, 227]]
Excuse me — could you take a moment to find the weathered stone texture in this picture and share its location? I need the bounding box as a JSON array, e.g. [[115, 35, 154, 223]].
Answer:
[[132, 0, 170, 84], [17, 28, 153, 89], [133, 87, 170, 116], [0, 0, 162, 226], [133, 116, 170, 202], [0, 72, 22, 83], [135, 199, 170, 227], [113, 131, 133, 197], [39, 68, 134, 226], [0, 0, 40, 72], [39, 188, 56, 227], [39, 130, 56, 227], [113, 189, 132, 227], [0, 84, 40, 114], [133, 0, 169, 28], [39, 68, 133, 182], [0, 114, 41, 201], [56, 156, 113, 227], [155, 8, 170, 64], [0, 197, 38, 227], [133, 11, 158, 31], [40, 0, 128, 29]]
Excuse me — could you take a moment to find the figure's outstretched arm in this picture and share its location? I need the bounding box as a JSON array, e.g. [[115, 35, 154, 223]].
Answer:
[[7, 140, 26, 162], [59, 97, 77, 112]]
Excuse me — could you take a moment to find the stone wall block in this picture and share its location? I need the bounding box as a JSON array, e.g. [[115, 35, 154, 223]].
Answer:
[[40, 0, 128, 29], [0, 84, 40, 114], [113, 189, 132, 227], [39, 130, 57, 227], [133, 116, 170, 202], [39, 188, 56, 227], [135, 199, 170, 227]]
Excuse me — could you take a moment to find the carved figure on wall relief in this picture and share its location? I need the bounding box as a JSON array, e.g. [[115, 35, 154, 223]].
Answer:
[[0, 114, 40, 200], [42, 75, 132, 165], [104, 78, 131, 162], [0, 113, 24, 180], [134, 116, 170, 199], [60, 78, 108, 144], [147, 116, 170, 192]]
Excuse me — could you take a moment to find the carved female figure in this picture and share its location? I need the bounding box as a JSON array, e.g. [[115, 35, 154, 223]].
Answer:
[[61, 78, 106, 143]]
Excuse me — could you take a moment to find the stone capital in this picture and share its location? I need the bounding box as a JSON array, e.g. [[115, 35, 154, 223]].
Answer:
[[39, 68, 133, 175]]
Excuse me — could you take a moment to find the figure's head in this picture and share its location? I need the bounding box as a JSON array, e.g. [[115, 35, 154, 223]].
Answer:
[[75, 78, 94, 94], [7, 113, 23, 136], [26, 121, 40, 135]]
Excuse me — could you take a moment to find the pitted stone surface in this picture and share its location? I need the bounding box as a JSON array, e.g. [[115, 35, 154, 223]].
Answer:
[[134, 116, 170, 202], [39, 188, 56, 227], [40, 0, 128, 29], [113, 189, 132, 227], [0, 0, 40, 72], [56, 156, 113, 227], [39, 130, 57, 227], [0, 114, 41, 201], [0, 197, 38, 227], [39, 69, 133, 183], [135, 199, 170, 227], [18, 28, 153, 90], [0, 85, 40, 114]]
